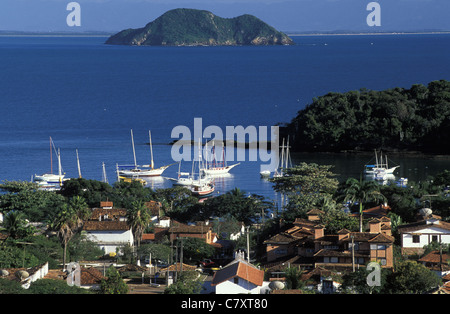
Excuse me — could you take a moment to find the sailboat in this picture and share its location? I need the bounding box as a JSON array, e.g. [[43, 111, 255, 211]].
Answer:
[[189, 140, 215, 196], [118, 130, 173, 177], [273, 137, 292, 178], [116, 163, 146, 185], [202, 140, 240, 176], [170, 161, 195, 186], [364, 150, 399, 176], [34, 137, 66, 184]]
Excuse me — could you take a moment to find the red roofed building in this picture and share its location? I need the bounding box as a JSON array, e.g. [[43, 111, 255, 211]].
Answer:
[[211, 252, 270, 294]]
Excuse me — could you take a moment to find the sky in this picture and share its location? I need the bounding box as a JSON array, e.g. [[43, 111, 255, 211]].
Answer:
[[0, 0, 449, 33]]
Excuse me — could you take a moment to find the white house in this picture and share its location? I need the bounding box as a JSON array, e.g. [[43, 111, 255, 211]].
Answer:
[[398, 212, 450, 255], [210, 252, 270, 294], [83, 203, 134, 256]]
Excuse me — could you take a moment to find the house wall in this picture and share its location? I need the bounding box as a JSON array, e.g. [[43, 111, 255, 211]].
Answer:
[[266, 244, 294, 262], [370, 244, 393, 267], [85, 229, 134, 255], [215, 278, 261, 294], [401, 226, 450, 248]]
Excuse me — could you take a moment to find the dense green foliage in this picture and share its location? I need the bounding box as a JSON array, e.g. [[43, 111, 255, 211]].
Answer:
[[106, 8, 294, 46], [286, 80, 450, 153], [100, 265, 129, 294]]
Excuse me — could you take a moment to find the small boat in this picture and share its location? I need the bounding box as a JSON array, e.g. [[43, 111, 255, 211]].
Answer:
[[34, 137, 66, 184], [118, 130, 173, 177], [260, 170, 271, 177], [190, 182, 215, 196], [364, 150, 399, 176]]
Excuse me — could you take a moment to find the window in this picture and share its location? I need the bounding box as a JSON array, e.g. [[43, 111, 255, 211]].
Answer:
[[432, 235, 439, 242], [371, 244, 387, 250], [412, 235, 420, 243], [234, 277, 239, 284], [324, 257, 339, 263]]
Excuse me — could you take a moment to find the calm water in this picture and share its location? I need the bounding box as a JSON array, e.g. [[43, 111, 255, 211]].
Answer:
[[0, 34, 449, 201]]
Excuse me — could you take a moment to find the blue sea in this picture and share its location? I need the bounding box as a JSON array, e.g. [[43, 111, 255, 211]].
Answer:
[[0, 34, 449, 201]]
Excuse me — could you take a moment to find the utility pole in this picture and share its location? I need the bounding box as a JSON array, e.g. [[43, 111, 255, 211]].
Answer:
[[246, 226, 250, 263], [180, 237, 184, 275], [351, 235, 355, 272]]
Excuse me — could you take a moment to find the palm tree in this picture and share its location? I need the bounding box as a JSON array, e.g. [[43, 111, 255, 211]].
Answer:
[[342, 177, 386, 232], [51, 203, 77, 270], [1, 210, 27, 244], [68, 196, 91, 232], [126, 200, 152, 249]]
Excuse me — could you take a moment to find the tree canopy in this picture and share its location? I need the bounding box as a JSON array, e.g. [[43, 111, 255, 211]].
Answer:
[[286, 80, 450, 153]]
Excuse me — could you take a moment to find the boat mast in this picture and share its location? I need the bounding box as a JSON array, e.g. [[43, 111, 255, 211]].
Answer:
[[50, 137, 53, 174], [375, 149, 379, 169], [149, 130, 154, 169], [131, 129, 137, 169], [280, 138, 285, 176], [76, 149, 82, 178], [57, 148, 62, 177], [285, 136, 292, 169], [102, 162, 108, 184]]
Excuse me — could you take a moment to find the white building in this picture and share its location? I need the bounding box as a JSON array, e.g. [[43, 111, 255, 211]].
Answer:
[[83, 203, 134, 256], [210, 252, 270, 294], [398, 211, 450, 255]]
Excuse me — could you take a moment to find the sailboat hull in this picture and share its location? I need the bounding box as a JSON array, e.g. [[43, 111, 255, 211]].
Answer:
[[34, 173, 65, 184], [202, 163, 240, 175], [118, 165, 169, 177], [190, 183, 215, 196]]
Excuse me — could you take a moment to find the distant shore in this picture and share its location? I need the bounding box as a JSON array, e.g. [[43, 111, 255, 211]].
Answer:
[[288, 31, 450, 36], [1, 30, 449, 38]]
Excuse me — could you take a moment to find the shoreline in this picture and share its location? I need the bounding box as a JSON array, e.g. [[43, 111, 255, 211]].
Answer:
[[288, 31, 450, 37], [1, 31, 449, 38]]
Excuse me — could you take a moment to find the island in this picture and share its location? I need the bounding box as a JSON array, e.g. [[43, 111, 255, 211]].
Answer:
[[105, 8, 294, 46]]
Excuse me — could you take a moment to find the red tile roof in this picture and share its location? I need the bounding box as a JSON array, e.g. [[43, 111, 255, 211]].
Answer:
[[83, 220, 130, 231], [211, 260, 264, 287]]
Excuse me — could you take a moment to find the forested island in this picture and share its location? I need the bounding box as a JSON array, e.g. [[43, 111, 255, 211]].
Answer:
[[105, 8, 293, 46], [285, 80, 450, 154]]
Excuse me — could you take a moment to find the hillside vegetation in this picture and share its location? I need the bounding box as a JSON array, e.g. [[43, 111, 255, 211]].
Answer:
[[105, 8, 293, 46], [286, 80, 450, 154]]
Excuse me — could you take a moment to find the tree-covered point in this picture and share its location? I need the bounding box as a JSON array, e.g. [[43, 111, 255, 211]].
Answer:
[[286, 80, 450, 153]]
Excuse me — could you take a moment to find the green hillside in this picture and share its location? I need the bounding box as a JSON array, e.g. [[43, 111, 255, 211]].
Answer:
[[285, 80, 450, 154]]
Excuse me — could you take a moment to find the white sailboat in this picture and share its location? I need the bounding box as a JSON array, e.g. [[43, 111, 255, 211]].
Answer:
[[190, 140, 215, 196], [118, 130, 173, 177], [202, 140, 240, 176], [34, 137, 66, 184], [171, 161, 195, 186], [273, 137, 292, 178], [364, 150, 399, 176]]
